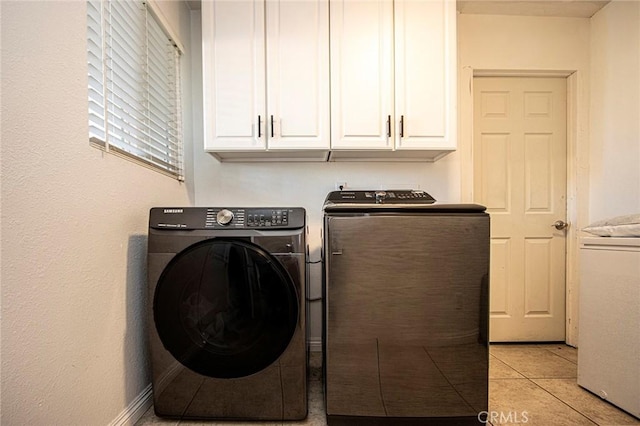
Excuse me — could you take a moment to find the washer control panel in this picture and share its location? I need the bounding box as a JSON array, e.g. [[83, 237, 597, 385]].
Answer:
[[326, 190, 436, 205], [150, 207, 304, 230]]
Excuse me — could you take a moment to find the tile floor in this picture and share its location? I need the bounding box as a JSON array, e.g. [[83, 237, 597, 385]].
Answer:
[[137, 344, 640, 426]]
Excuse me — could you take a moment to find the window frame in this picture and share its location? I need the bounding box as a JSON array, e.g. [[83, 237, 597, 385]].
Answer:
[[87, 0, 185, 181]]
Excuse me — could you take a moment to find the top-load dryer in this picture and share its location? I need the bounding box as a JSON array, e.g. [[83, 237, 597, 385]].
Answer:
[[147, 207, 307, 421]]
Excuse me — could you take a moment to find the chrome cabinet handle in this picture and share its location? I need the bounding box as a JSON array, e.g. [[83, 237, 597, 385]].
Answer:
[[552, 220, 569, 230]]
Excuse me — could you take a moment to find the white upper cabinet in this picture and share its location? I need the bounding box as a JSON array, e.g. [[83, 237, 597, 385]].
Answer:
[[330, 0, 457, 161], [203, 0, 330, 161], [329, 0, 394, 150], [394, 0, 453, 150]]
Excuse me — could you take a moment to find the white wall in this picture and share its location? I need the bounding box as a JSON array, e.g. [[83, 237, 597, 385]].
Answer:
[[589, 0, 640, 222], [1, 1, 194, 424], [190, 10, 463, 345]]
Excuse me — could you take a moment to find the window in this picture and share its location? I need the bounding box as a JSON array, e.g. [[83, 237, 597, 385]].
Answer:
[[87, 0, 184, 181]]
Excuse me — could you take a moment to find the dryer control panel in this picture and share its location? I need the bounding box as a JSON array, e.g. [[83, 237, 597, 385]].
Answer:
[[150, 207, 305, 230]]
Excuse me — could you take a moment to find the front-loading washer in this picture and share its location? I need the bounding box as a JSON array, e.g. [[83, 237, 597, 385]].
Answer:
[[147, 207, 307, 420]]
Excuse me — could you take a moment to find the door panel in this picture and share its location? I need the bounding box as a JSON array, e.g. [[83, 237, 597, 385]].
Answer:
[[480, 133, 510, 212], [524, 134, 553, 211], [266, 0, 329, 149], [474, 77, 567, 342], [489, 238, 511, 317], [394, 0, 449, 148], [202, 1, 266, 149], [330, 0, 393, 149]]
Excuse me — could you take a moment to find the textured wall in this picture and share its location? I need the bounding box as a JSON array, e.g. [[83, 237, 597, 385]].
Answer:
[[589, 0, 640, 222], [0, 1, 192, 424]]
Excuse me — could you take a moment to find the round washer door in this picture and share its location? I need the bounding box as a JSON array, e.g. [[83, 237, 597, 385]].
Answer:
[[153, 238, 299, 378]]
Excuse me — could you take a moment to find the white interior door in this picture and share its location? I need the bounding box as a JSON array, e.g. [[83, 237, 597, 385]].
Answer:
[[473, 77, 567, 342]]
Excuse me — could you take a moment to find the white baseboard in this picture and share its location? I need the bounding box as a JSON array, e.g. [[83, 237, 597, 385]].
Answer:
[[307, 338, 322, 352], [109, 383, 153, 426]]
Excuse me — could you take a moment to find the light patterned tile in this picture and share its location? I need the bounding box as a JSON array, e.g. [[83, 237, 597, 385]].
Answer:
[[207, 423, 282, 426], [288, 410, 328, 426], [490, 355, 525, 379], [136, 407, 178, 426], [489, 379, 595, 425], [308, 351, 322, 370], [532, 379, 640, 426], [537, 344, 578, 364], [306, 378, 325, 417], [490, 344, 577, 379]]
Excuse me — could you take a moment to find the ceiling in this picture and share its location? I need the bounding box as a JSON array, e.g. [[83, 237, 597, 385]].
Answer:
[[187, 1, 610, 19], [456, 0, 610, 18]]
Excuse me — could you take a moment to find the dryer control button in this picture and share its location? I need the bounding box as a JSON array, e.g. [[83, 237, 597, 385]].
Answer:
[[216, 209, 234, 225]]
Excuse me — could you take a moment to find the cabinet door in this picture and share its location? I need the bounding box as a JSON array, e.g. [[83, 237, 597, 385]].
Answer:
[[330, 0, 394, 150], [203, 1, 266, 150], [394, 0, 456, 150], [266, 0, 329, 150]]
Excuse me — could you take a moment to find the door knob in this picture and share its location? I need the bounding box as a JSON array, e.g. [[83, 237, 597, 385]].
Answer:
[[552, 220, 569, 230]]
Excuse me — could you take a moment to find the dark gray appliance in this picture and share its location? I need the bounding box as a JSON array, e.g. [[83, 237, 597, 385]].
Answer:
[[323, 190, 489, 425], [147, 207, 307, 420]]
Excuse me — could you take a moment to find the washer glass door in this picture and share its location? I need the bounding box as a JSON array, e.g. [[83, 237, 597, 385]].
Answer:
[[154, 238, 298, 378]]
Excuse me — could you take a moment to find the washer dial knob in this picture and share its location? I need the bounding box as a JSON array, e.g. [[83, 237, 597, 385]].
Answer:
[[216, 209, 234, 225]]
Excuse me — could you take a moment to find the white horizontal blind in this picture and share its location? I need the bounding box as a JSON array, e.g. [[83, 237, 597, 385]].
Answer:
[[87, 0, 183, 181]]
